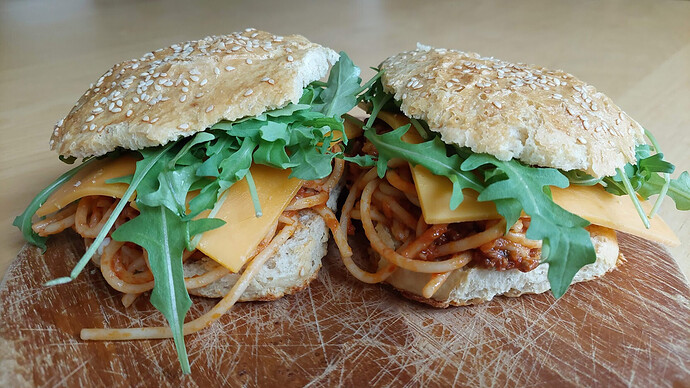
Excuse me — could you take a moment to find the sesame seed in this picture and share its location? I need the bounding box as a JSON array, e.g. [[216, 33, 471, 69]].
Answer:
[[244, 89, 253, 96], [143, 115, 150, 122], [190, 75, 200, 82], [261, 77, 270, 82], [112, 107, 122, 113], [92, 107, 103, 114], [126, 109, 133, 117], [189, 68, 201, 75], [577, 136, 587, 144], [151, 117, 159, 123], [232, 46, 241, 51], [116, 100, 123, 107], [178, 123, 189, 129], [86, 115, 95, 122], [446, 82, 453, 88], [246, 59, 253, 64], [180, 95, 187, 102], [206, 105, 214, 113], [182, 79, 190, 86], [214, 67, 220, 75], [225, 66, 235, 71], [195, 92, 204, 98], [493, 101, 502, 109], [200, 79, 208, 86], [267, 78, 275, 85], [165, 81, 173, 87], [89, 123, 96, 131], [287, 55, 294, 62], [133, 97, 140, 103]]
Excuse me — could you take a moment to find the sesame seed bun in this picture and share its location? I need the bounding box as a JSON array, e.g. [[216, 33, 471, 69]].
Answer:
[[50, 29, 338, 158], [380, 44, 644, 178]]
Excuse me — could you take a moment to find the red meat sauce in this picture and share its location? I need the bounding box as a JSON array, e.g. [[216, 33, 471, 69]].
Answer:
[[420, 219, 541, 272]]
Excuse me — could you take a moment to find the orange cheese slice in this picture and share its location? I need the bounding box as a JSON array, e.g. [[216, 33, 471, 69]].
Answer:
[[196, 165, 302, 272], [36, 156, 137, 217], [376, 111, 680, 246], [35, 155, 304, 271]]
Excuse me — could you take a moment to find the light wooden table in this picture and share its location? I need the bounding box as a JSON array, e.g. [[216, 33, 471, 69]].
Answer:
[[1, 0, 689, 280]]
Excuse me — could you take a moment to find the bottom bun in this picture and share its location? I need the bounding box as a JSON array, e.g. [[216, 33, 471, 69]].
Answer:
[[378, 225, 621, 308], [185, 185, 340, 301]]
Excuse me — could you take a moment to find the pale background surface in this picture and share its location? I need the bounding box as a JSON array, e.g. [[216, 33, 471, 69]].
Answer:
[[1, 0, 688, 280]]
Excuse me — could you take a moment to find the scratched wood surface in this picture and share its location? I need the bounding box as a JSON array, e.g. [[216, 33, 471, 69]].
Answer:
[[0, 231, 688, 387]]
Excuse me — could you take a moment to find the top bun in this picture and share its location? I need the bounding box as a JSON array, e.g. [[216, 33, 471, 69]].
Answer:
[[50, 29, 338, 158], [380, 44, 643, 178]]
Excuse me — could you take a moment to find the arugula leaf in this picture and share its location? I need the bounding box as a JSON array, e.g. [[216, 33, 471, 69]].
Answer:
[[111, 204, 193, 374], [289, 143, 334, 179], [169, 132, 215, 167], [461, 154, 595, 298], [13, 158, 98, 249], [639, 171, 690, 210], [312, 51, 362, 118], [364, 124, 484, 209], [139, 163, 202, 216]]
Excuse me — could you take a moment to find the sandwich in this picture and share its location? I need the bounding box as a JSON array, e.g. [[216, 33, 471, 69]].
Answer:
[[337, 44, 689, 307], [13, 29, 369, 373]]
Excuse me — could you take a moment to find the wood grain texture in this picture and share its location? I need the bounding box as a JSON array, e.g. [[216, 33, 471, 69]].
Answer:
[[1, 231, 688, 387]]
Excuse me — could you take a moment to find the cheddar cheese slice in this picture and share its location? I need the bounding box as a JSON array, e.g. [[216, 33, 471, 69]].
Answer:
[[196, 165, 302, 272], [36, 156, 137, 217]]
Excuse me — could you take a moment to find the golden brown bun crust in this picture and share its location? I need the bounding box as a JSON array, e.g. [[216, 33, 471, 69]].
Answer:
[[50, 29, 338, 158], [380, 44, 643, 178], [380, 225, 620, 308]]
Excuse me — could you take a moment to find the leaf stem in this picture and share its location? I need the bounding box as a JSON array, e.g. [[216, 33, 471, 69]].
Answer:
[[644, 129, 670, 218], [363, 94, 392, 130], [44, 144, 174, 286], [409, 118, 430, 140], [617, 167, 650, 229], [189, 190, 229, 250], [245, 169, 262, 217]]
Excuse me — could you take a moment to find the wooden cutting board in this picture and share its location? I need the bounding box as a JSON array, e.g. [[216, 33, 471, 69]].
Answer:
[[1, 231, 688, 387]]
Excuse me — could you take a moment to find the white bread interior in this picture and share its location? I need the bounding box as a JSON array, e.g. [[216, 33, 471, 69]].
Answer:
[[380, 44, 643, 178], [377, 225, 620, 307]]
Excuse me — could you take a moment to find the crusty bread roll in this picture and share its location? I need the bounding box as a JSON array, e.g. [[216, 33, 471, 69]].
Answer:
[[376, 225, 620, 307], [50, 29, 338, 158], [47, 29, 343, 301], [380, 44, 643, 178]]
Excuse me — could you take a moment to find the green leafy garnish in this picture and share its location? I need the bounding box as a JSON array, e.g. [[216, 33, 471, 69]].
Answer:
[[112, 205, 223, 374]]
